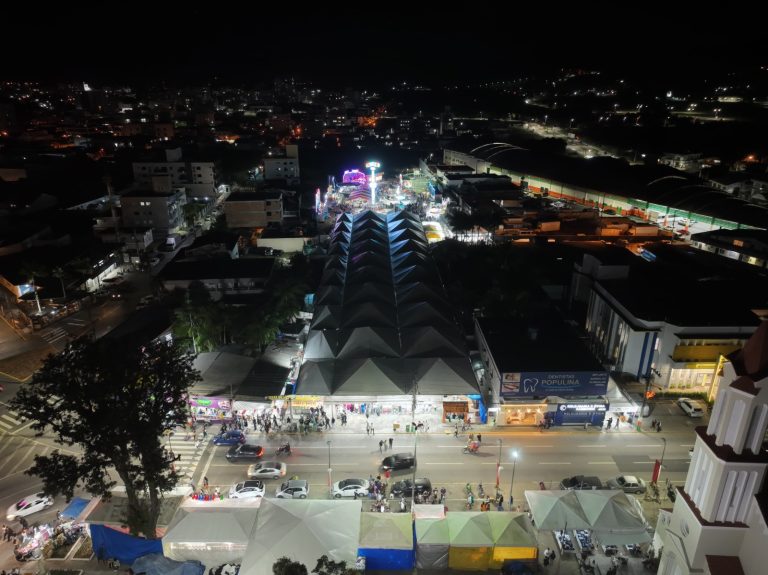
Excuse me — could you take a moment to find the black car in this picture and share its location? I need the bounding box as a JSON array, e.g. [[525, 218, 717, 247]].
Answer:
[[226, 444, 265, 462], [390, 478, 432, 497], [559, 475, 603, 490], [381, 453, 415, 471]]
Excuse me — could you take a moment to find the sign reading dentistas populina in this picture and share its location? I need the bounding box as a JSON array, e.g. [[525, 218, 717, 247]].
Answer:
[[501, 371, 609, 397]]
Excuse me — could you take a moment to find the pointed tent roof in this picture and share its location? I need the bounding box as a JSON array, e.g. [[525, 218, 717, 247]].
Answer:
[[396, 282, 449, 306], [576, 491, 647, 530], [336, 327, 401, 359], [487, 513, 538, 548], [329, 229, 351, 244], [390, 227, 428, 244], [390, 238, 429, 256], [328, 242, 349, 256], [310, 305, 343, 330], [729, 319, 768, 380], [524, 490, 591, 530], [391, 250, 431, 270], [315, 286, 343, 305], [333, 359, 408, 394], [304, 330, 338, 359], [358, 513, 414, 550], [352, 227, 389, 243], [413, 357, 479, 394], [347, 265, 393, 285], [164, 508, 258, 545], [399, 301, 456, 328], [320, 268, 346, 286], [344, 282, 396, 306], [446, 513, 494, 547], [415, 518, 450, 545], [239, 499, 361, 575], [350, 250, 391, 269], [388, 218, 423, 234], [349, 237, 389, 255], [402, 327, 467, 358], [323, 255, 347, 271], [342, 302, 398, 328], [296, 361, 335, 395]]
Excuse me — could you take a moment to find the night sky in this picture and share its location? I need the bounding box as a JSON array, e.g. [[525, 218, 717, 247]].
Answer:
[[2, 4, 764, 84]]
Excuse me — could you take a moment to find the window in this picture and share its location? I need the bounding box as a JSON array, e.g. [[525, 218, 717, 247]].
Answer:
[[266, 211, 272, 216]]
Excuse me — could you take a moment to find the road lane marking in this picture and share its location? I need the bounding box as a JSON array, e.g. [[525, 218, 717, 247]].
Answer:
[[6, 443, 37, 476], [539, 462, 570, 465], [633, 461, 655, 464], [587, 462, 615, 465], [422, 462, 463, 465], [577, 445, 607, 448], [628, 445, 663, 448]]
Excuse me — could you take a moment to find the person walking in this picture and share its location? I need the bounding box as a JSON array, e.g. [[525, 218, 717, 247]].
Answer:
[[379, 439, 384, 452], [370, 424, 375, 435], [477, 433, 482, 443], [388, 437, 393, 449], [366, 423, 370, 436]]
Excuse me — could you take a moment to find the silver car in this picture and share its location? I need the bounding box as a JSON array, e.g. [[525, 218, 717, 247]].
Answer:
[[606, 475, 647, 494], [331, 478, 369, 498], [247, 460, 287, 480]]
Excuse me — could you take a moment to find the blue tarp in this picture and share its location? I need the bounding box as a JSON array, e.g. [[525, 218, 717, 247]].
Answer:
[[132, 553, 205, 575], [357, 548, 414, 570], [90, 524, 163, 564], [61, 497, 90, 520]]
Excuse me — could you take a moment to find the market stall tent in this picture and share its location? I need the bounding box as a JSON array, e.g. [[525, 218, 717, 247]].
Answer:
[[357, 513, 414, 570], [487, 513, 538, 568], [447, 513, 494, 571], [239, 499, 361, 575], [415, 518, 449, 569], [162, 504, 261, 569]]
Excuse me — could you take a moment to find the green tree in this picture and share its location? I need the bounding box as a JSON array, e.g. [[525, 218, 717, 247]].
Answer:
[[312, 555, 356, 575], [52, 266, 68, 299], [9, 337, 201, 538], [273, 557, 308, 575], [182, 203, 205, 227]]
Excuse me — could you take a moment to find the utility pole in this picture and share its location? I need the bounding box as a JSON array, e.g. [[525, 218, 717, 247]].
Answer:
[[327, 440, 332, 498], [411, 376, 418, 505]]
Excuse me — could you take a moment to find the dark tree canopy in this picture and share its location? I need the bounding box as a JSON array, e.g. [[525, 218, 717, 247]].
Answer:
[[273, 557, 308, 575], [10, 337, 201, 537]]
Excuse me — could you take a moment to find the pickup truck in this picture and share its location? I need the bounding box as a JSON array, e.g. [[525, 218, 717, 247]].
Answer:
[[559, 475, 603, 490]]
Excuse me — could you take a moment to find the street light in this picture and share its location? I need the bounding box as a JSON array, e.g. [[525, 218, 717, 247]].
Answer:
[[509, 450, 518, 510], [327, 440, 332, 497], [660, 437, 667, 469]]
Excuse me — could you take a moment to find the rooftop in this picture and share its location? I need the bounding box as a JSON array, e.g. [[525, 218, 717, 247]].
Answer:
[[160, 258, 275, 281], [226, 191, 283, 202]]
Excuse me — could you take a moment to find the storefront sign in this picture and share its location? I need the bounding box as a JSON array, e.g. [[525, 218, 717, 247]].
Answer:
[[189, 396, 232, 422], [501, 371, 608, 397], [189, 396, 230, 410], [561, 403, 608, 412]]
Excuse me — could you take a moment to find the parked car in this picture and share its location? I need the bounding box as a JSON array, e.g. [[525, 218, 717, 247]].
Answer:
[[6, 492, 53, 521], [559, 475, 603, 490], [677, 398, 705, 418], [381, 453, 415, 471], [228, 480, 265, 499], [226, 444, 264, 462], [275, 479, 309, 499], [332, 478, 370, 498], [606, 475, 647, 494], [247, 461, 287, 479], [390, 478, 432, 498], [212, 430, 246, 446]]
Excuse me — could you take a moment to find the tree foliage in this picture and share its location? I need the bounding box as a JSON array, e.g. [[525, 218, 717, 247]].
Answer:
[[9, 337, 201, 538], [272, 557, 308, 575], [312, 555, 356, 575]]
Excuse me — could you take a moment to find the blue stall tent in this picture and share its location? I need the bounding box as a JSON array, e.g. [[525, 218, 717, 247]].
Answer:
[[132, 553, 205, 575], [61, 497, 91, 520], [90, 524, 163, 564], [357, 512, 414, 570]]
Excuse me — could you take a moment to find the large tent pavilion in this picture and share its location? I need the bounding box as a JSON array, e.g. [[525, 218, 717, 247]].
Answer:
[[297, 210, 479, 419]]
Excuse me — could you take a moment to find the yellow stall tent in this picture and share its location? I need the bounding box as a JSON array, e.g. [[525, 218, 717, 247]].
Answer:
[[488, 513, 539, 568], [447, 513, 494, 571]]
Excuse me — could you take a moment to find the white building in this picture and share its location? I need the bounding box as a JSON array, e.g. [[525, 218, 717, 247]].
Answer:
[[656, 318, 768, 575], [263, 144, 300, 185], [133, 148, 216, 198], [120, 189, 187, 237]]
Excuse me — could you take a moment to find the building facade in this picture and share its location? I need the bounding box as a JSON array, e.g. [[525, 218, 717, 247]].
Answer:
[[223, 191, 283, 229], [120, 189, 187, 237]]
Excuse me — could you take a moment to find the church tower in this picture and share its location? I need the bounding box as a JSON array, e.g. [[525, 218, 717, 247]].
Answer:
[[657, 318, 768, 575]]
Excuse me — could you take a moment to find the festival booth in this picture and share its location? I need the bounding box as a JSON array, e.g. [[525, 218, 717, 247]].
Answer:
[[487, 513, 538, 568], [239, 499, 361, 575], [446, 513, 494, 571], [90, 525, 163, 564], [415, 518, 449, 570], [357, 512, 414, 570], [132, 553, 205, 575], [162, 499, 262, 569]]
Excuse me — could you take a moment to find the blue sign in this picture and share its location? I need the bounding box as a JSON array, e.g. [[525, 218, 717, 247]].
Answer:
[[501, 371, 608, 397]]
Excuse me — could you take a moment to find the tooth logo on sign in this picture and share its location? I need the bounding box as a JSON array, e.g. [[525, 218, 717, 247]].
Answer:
[[523, 378, 539, 393]]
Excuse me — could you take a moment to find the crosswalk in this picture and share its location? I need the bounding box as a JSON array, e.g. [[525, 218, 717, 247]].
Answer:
[[65, 319, 87, 327], [164, 433, 207, 480], [40, 327, 68, 344], [0, 409, 23, 432]]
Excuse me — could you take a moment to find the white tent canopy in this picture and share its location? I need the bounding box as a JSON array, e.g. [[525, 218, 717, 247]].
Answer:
[[162, 501, 261, 569], [239, 499, 361, 575], [525, 490, 651, 545]]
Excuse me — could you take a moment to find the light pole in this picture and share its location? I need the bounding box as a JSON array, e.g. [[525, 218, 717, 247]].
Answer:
[[660, 437, 667, 469], [327, 440, 332, 498], [509, 450, 518, 510]]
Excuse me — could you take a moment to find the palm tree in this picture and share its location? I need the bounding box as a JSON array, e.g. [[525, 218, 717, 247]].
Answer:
[[52, 266, 67, 300], [19, 263, 44, 314]]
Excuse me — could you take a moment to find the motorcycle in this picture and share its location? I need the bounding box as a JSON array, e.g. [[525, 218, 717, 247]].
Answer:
[[463, 441, 480, 454], [275, 443, 292, 456]]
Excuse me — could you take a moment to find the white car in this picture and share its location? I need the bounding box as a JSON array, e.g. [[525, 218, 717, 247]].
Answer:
[[229, 480, 265, 499], [678, 398, 705, 418], [275, 479, 309, 499], [331, 478, 370, 499], [6, 492, 53, 521], [247, 460, 287, 480]]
